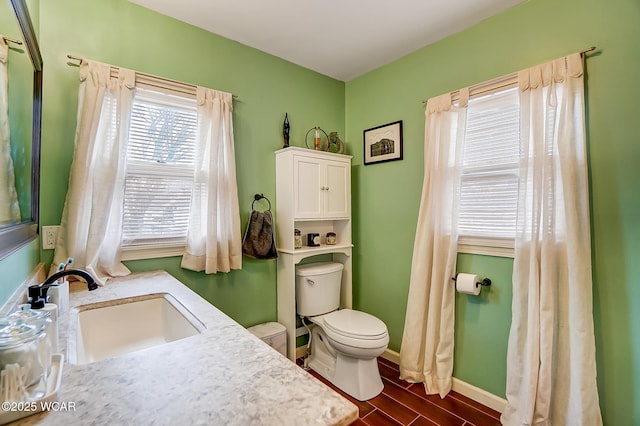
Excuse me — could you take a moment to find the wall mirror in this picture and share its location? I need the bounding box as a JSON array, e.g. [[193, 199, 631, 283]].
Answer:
[[0, 0, 41, 259]]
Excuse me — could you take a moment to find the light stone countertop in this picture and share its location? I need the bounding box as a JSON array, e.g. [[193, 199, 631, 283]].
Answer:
[[11, 270, 358, 425]]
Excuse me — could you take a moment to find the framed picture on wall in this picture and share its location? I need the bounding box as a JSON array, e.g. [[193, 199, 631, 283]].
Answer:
[[363, 120, 403, 165]]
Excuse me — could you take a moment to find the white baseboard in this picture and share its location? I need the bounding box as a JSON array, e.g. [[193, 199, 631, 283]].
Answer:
[[381, 348, 401, 365], [451, 378, 506, 413], [380, 348, 506, 413]]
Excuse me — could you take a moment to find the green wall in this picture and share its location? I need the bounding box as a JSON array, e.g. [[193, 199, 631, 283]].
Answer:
[[36, 0, 345, 326], [0, 239, 39, 305], [346, 0, 639, 424]]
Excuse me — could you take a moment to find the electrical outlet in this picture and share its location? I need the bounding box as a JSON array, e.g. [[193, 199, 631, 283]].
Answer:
[[42, 226, 60, 250]]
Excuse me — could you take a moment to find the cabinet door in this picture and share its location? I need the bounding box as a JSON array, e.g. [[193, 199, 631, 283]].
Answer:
[[294, 156, 323, 218], [324, 160, 350, 218]]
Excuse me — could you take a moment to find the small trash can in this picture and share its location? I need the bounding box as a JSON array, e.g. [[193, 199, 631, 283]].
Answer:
[[247, 322, 287, 357]]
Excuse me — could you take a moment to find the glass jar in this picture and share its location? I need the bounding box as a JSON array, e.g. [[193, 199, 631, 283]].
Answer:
[[294, 229, 302, 249], [9, 306, 53, 374], [326, 232, 337, 245], [0, 318, 49, 400]]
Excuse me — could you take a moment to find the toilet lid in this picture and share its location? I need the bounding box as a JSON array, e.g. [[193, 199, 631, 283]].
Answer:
[[323, 309, 388, 340]]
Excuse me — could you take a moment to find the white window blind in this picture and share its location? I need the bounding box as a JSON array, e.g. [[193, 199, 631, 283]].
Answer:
[[457, 86, 520, 256], [121, 88, 197, 251]]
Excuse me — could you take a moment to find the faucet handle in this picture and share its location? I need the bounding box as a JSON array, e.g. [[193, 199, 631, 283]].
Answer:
[[27, 284, 53, 309]]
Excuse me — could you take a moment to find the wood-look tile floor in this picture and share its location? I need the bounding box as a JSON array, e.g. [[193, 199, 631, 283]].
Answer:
[[298, 357, 501, 426]]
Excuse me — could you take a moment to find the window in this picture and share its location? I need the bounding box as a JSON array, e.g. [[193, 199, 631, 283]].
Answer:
[[121, 88, 197, 259], [457, 83, 520, 257]]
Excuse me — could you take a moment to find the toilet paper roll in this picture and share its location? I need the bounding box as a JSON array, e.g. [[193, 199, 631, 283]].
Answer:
[[456, 273, 481, 296]]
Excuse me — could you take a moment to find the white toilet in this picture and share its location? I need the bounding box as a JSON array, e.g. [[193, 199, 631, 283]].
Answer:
[[295, 262, 389, 401]]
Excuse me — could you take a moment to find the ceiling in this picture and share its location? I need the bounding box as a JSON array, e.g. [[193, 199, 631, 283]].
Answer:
[[129, 0, 525, 82]]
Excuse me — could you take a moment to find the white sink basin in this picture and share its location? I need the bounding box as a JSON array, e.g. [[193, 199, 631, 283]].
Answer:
[[70, 293, 205, 365]]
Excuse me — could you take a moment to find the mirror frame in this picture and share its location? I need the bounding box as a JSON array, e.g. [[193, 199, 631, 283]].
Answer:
[[0, 0, 41, 259]]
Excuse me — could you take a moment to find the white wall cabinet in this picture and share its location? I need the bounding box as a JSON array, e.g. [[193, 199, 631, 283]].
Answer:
[[275, 147, 352, 360], [294, 156, 349, 219]]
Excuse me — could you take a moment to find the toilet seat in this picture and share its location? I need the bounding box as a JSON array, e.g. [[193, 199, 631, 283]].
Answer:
[[313, 309, 389, 350], [324, 309, 387, 339]]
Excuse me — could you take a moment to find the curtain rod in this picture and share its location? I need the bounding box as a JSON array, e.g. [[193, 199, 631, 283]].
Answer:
[[420, 46, 598, 104], [581, 46, 597, 55], [2, 35, 23, 45], [66, 54, 238, 99]]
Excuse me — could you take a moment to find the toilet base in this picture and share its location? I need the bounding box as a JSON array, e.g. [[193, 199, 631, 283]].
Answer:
[[308, 327, 384, 401]]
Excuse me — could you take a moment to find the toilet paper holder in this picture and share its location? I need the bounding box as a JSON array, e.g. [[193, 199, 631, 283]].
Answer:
[[451, 274, 492, 288]]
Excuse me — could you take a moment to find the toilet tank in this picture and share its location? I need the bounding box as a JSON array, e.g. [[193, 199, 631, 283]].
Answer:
[[295, 262, 344, 317]]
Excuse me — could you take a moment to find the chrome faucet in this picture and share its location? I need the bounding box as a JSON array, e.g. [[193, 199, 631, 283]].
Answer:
[[28, 269, 98, 309]]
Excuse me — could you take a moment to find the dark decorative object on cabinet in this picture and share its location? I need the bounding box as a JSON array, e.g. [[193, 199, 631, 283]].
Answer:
[[282, 113, 290, 148], [307, 233, 320, 247]]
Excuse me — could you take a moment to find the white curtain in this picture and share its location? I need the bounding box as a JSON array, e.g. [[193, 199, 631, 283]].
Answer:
[[501, 54, 602, 425], [0, 38, 21, 225], [54, 60, 133, 284], [399, 89, 468, 397], [180, 87, 242, 273]]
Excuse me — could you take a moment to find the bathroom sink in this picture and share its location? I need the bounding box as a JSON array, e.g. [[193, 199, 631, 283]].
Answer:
[[70, 293, 205, 365]]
